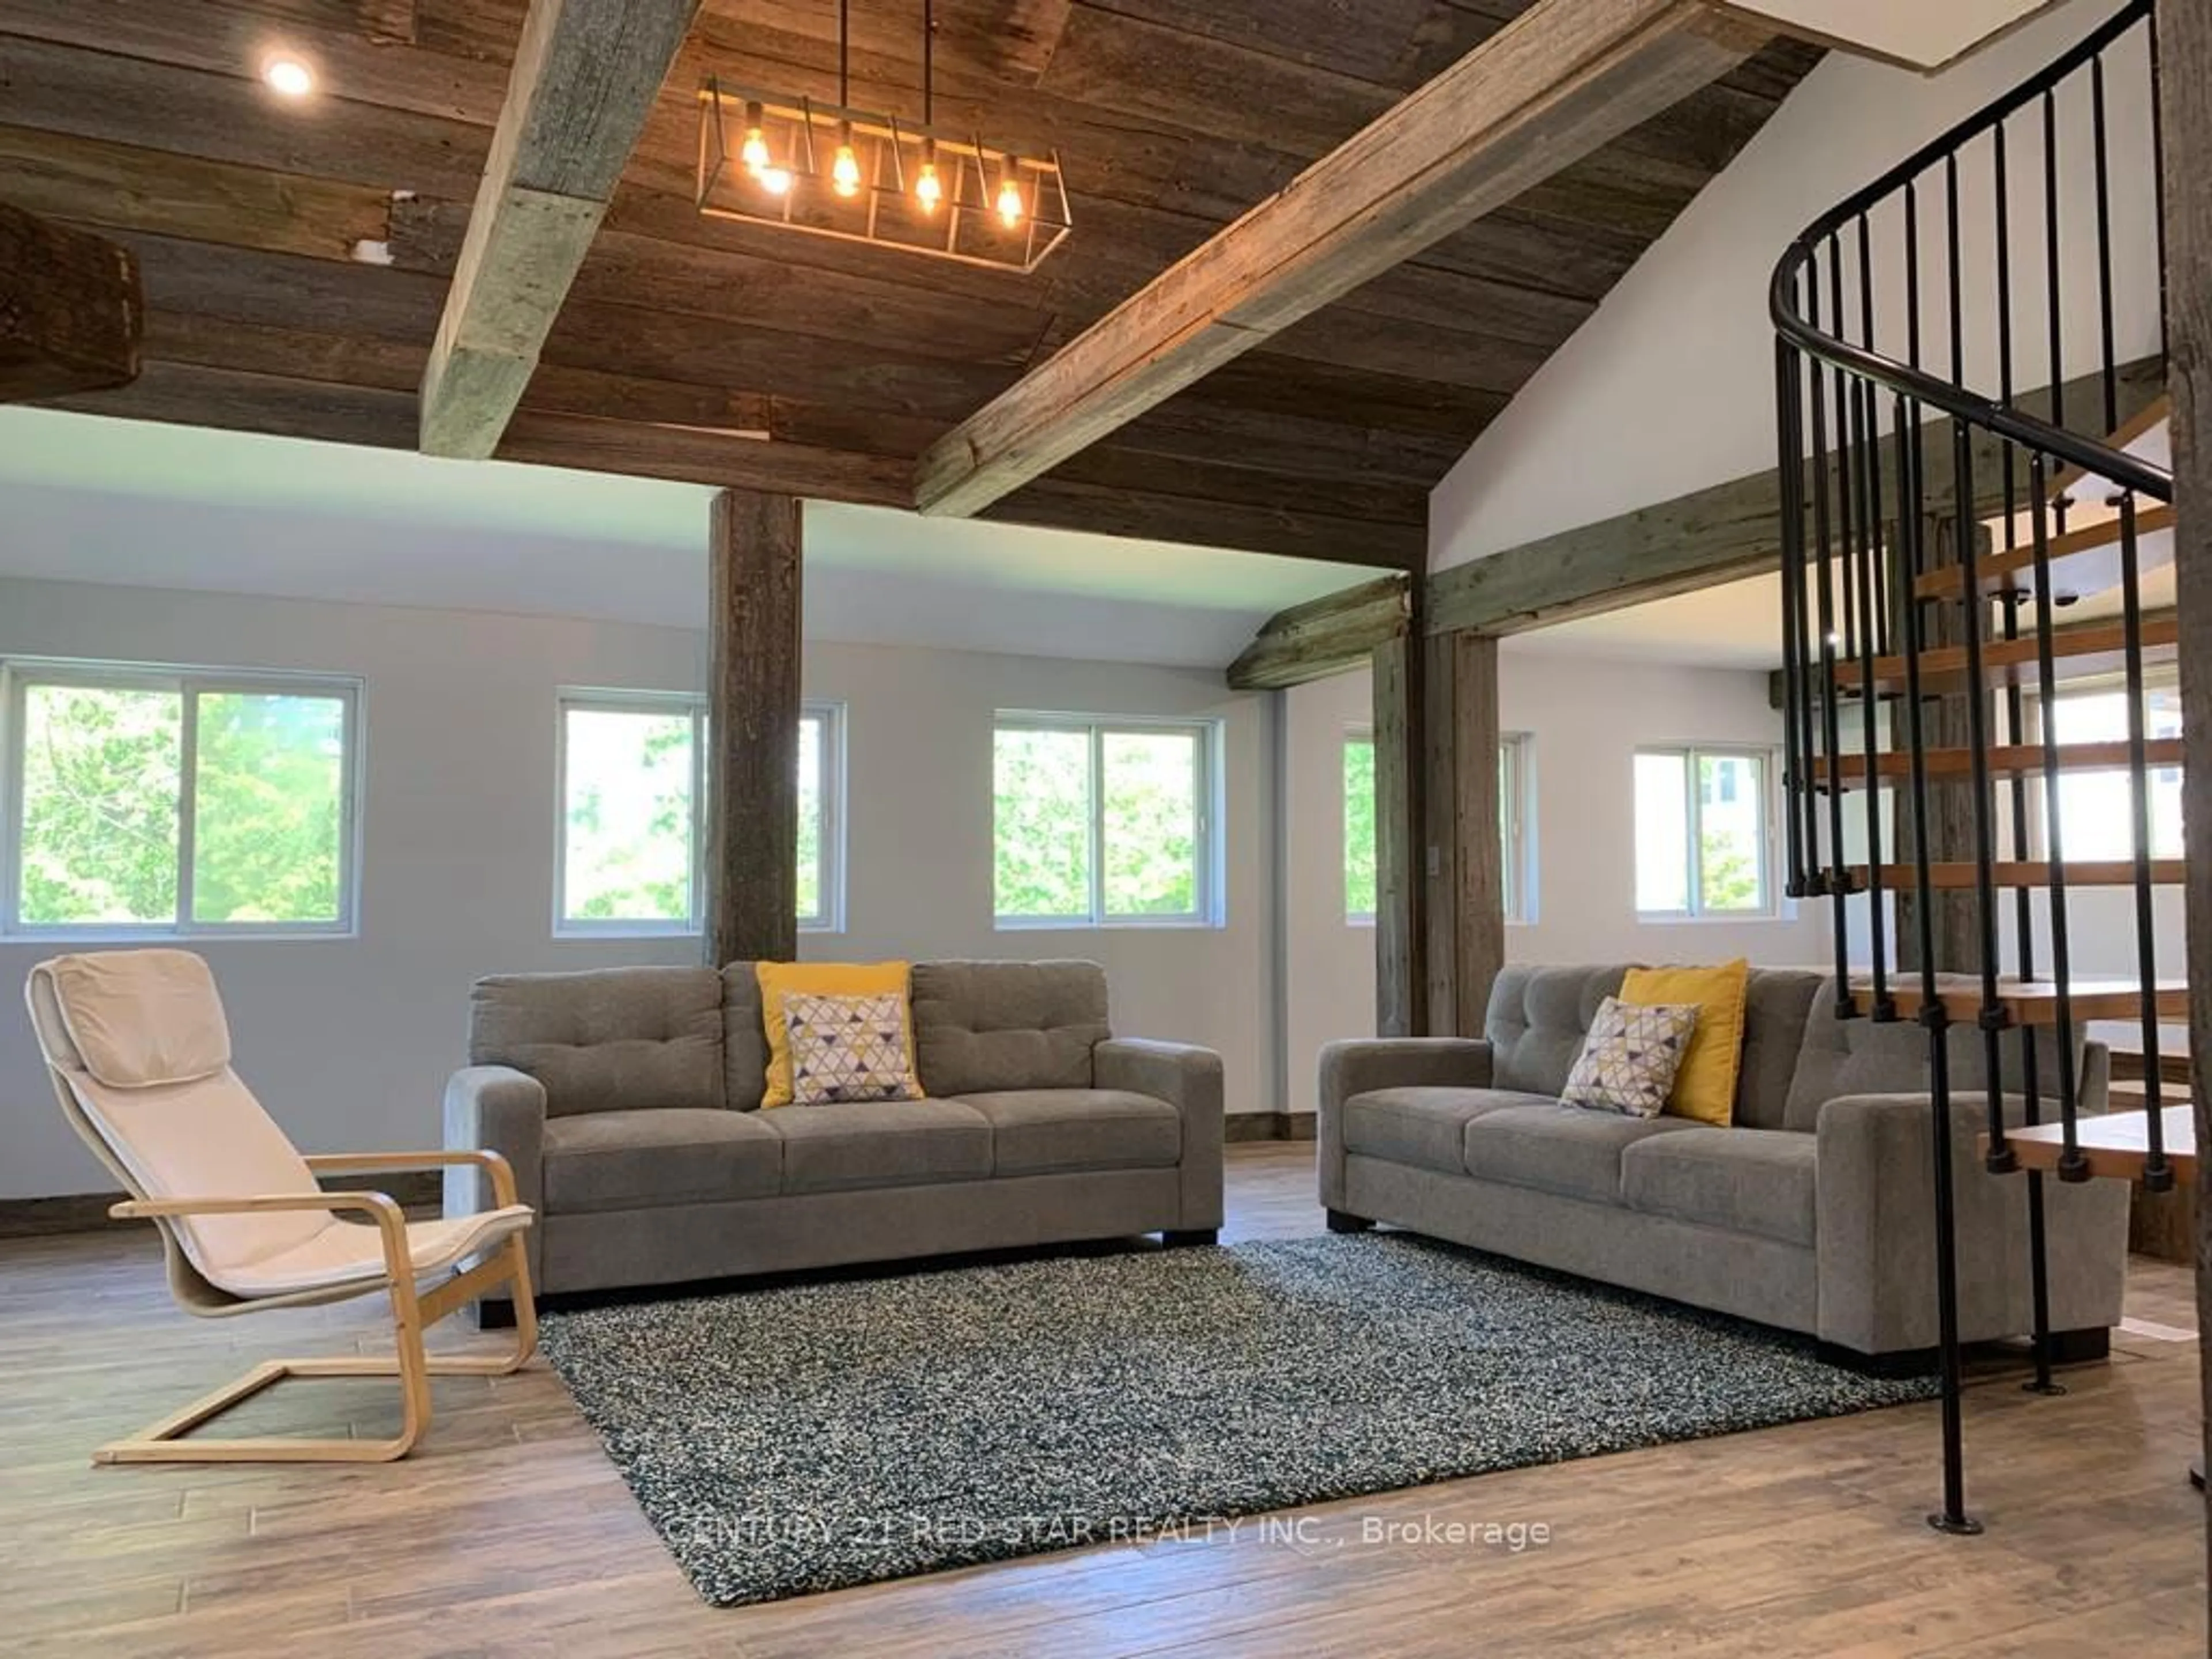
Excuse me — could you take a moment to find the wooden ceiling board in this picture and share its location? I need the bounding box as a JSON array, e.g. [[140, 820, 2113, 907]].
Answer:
[[0, 0, 1822, 562]]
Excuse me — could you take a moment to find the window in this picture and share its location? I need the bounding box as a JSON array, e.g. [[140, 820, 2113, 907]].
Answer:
[[556, 694, 842, 934], [1634, 746, 1775, 918], [2035, 675, 2184, 860], [993, 715, 1215, 926], [1, 660, 359, 937], [1342, 730, 1533, 924]]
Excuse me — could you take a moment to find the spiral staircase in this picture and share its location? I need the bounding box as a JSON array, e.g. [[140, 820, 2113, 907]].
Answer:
[[1771, 0, 2181, 1533]]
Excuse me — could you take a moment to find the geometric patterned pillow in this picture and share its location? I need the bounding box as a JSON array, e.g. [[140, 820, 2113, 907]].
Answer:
[[1560, 997, 1702, 1119], [782, 991, 926, 1106]]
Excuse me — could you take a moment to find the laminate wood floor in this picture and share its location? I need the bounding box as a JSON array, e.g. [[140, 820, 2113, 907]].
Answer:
[[2, 1143, 2204, 1657]]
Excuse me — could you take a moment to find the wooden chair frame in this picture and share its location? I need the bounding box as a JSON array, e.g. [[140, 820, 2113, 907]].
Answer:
[[94, 1149, 537, 1465]]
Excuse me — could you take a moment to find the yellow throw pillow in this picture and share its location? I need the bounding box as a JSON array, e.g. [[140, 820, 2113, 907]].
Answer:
[[1620, 960, 1751, 1127], [756, 961, 920, 1108]]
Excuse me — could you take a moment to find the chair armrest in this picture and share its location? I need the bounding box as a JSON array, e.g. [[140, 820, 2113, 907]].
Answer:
[[1096, 1038, 1223, 1232], [1318, 1038, 1494, 1115], [444, 1067, 546, 1279], [306, 1149, 521, 1209]]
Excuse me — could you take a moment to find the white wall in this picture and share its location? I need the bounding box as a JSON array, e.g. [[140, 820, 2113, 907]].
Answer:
[[1431, 0, 2160, 570], [0, 574, 1281, 1200], [1278, 650, 1834, 1116]]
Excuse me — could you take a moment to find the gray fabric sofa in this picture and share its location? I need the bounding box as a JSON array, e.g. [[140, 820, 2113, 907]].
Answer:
[[444, 960, 1224, 1311], [1319, 965, 2132, 1359]]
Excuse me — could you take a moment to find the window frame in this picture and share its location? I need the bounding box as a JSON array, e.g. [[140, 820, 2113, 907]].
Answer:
[[992, 712, 1220, 930], [0, 657, 363, 942], [1341, 727, 1534, 927], [1633, 743, 1780, 922], [553, 691, 846, 939], [2021, 666, 2184, 862]]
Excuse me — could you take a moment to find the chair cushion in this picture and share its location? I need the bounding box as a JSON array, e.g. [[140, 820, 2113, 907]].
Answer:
[[1340, 1087, 1556, 1175], [1461, 1104, 1699, 1205], [470, 967, 725, 1118], [954, 1089, 1181, 1175], [762, 1098, 993, 1195], [1619, 1127, 1817, 1247], [48, 948, 230, 1086], [214, 1205, 534, 1299], [541, 1108, 782, 1214], [910, 960, 1108, 1097]]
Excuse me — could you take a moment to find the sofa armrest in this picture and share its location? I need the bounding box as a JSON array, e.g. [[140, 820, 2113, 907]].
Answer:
[[1815, 1090, 2131, 1355], [445, 1066, 547, 1286], [1316, 1038, 1494, 1212], [1096, 1037, 1223, 1231]]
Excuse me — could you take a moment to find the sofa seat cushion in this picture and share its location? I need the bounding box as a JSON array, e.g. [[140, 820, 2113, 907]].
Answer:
[[541, 1108, 781, 1215], [762, 1098, 993, 1195], [1342, 1087, 1556, 1175], [955, 1089, 1181, 1175], [1619, 1127, 1817, 1247], [1460, 1105, 1700, 1205]]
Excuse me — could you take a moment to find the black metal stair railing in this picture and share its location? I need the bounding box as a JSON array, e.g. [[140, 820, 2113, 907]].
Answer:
[[1768, 0, 2173, 1536]]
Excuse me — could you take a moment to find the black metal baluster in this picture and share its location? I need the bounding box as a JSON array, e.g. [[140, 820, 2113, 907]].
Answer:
[[2115, 491, 2173, 1190], [1777, 338, 1809, 897], [1858, 212, 1891, 656], [1830, 234, 1859, 664], [2027, 454, 2088, 1182], [2092, 54, 2119, 438], [1806, 248, 1853, 1005], [1900, 400, 1978, 1538], [2044, 88, 2069, 538]]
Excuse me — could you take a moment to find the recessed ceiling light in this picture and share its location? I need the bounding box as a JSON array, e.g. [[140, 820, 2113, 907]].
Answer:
[[262, 56, 315, 98]]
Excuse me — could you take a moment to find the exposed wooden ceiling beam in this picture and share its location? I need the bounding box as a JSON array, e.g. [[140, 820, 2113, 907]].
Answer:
[[914, 0, 1772, 518], [1226, 575, 1411, 690], [0, 200, 141, 401], [1424, 356, 2166, 638], [418, 0, 699, 459]]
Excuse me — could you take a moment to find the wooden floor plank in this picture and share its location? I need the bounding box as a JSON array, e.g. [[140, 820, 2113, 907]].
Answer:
[[0, 1142, 2200, 1656]]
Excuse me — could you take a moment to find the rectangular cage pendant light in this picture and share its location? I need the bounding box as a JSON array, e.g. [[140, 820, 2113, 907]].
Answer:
[[696, 77, 1073, 274]]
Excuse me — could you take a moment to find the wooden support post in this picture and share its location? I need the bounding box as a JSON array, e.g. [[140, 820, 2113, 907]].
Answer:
[[2153, 0, 2211, 1585], [1372, 618, 1429, 1039], [706, 489, 802, 967], [0, 202, 141, 402], [1892, 513, 1984, 974], [1425, 632, 1506, 1037]]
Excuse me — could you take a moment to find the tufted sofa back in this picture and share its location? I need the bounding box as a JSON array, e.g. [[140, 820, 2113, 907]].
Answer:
[[909, 960, 1110, 1097], [468, 966, 725, 1117]]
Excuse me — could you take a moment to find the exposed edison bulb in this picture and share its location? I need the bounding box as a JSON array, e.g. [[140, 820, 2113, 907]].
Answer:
[[757, 166, 793, 196], [262, 55, 314, 97], [914, 141, 943, 214], [831, 120, 862, 198], [995, 164, 1024, 228], [740, 101, 770, 173]]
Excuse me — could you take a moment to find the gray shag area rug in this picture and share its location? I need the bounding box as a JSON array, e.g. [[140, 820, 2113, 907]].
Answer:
[[538, 1234, 1936, 1607]]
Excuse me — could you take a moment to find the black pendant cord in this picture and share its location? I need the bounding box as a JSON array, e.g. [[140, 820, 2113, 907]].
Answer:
[[840, 0, 851, 106], [923, 0, 935, 125]]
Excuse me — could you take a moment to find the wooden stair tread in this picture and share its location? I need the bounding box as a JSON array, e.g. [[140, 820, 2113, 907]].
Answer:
[[1820, 739, 2184, 789], [1844, 859, 2186, 889], [1832, 616, 2179, 695], [1914, 505, 2176, 600], [1847, 974, 2190, 1025], [1993, 1105, 2195, 1181]]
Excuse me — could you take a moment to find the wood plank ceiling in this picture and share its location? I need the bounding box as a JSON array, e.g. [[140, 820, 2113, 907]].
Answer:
[[0, 0, 1821, 567]]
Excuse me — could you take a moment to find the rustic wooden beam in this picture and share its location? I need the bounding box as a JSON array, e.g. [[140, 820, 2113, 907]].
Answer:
[[706, 488, 803, 968], [2152, 0, 2212, 1577], [1424, 631, 1505, 1037], [1227, 575, 1411, 690], [914, 0, 1771, 518], [1372, 596, 1430, 1039], [1429, 356, 2168, 638], [0, 200, 140, 401], [418, 0, 699, 458]]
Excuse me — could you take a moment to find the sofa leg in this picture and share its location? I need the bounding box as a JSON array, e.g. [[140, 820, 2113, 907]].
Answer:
[[2041, 1325, 2111, 1366], [1325, 1209, 1374, 1235], [1161, 1229, 1218, 1248], [476, 1298, 517, 1331]]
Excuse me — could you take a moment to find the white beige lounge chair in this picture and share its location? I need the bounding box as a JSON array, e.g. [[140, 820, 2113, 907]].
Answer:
[[25, 948, 537, 1464]]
